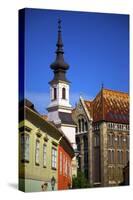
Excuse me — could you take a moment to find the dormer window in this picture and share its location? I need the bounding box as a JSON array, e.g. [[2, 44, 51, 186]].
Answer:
[[62, 87, 66, 99]]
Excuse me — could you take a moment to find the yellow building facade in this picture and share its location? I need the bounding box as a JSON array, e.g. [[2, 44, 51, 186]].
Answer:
[[19, 100, 61, 192]]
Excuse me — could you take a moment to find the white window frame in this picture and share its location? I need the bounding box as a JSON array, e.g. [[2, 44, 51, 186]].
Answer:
[[21, 133, 30, 162], [43, 144, 47, 167], [52, 147, 57, 169], [35, 140, 40, 165]]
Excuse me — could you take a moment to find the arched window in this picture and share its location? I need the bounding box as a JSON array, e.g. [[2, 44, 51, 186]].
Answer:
[[53, 88, 57, 100], [85, 121, 88, 131], [108, 150, 111, 163], [78, 119, 81, 132], [81, 118, 84, 132], [62, 87, 66, 99], [112, 150, 115, 163]]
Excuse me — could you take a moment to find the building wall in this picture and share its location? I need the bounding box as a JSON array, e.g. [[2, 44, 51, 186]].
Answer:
[[60, 125, 77, 177], [61, 125, 76, 148], [58, 145, 72, 190], [106, 122, 129, 185], [72, 101, 91, 182], [19, 120, 58, 192], [19, 178, 57, 192]]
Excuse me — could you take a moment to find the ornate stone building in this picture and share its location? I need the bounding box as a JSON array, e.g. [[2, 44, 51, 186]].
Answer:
[[72, 87, 129, 187]]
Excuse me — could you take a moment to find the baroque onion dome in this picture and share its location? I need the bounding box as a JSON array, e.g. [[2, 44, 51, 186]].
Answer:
[[50, 18, 70, 83]]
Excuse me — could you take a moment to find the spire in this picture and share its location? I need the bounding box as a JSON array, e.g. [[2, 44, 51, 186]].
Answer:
[[50, 18, 70, 83], [56, 18, 64, 54]]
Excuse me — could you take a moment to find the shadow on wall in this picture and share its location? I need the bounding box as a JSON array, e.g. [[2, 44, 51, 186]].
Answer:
[[8, 183, 18, 190]]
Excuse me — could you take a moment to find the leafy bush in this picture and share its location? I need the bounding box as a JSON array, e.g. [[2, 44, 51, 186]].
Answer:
[[72, 171, 90, 189]]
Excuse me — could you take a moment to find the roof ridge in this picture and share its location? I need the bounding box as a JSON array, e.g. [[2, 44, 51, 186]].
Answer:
[[102, 88, 129, 95]]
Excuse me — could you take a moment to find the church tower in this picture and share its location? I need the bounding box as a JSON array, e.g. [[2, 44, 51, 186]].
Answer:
[[47, 19, 76, 150]]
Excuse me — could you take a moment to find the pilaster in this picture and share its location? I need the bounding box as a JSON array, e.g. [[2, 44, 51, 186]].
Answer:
[[100, 122, 108, 186], [80, 135, 84, 173], [88, 121, 93, 186]]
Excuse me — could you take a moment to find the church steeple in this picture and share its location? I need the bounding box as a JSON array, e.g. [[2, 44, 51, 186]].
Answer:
[[50, 18, 69, 83], [47, 19, 76, 153]]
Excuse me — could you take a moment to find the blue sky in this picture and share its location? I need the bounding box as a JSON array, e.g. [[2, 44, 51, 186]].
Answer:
[[24, 8, 129, 114]]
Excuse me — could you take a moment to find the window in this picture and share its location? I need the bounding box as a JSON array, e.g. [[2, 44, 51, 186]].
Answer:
[[65, 157, 68, 176], [118, 150, 123, 164], [85, 121, 88, 131], [53, 88, 57, 100], [67, 160, 70, 176], [117, 135, 122, 148], [43, 144, 47, 167], [78, 119, 81, 132], [108, 134, 113, 147], [108, 150, 114, 164], [118, 150, 120, 164], [94, 134, 99, 147], [62, 87, 66, 99], [108, 150, 111, 163], [120, 136, 122, 148], [35, 140, 40, 165], [126, 150, 129, 163], [121, 151, 124, 164], [84, 136, 88, 150], [81, 118, 84, 132], [52, 148, 57, 169], [112, 150, 115, 163], [69, 161, 71, 177], [112, 135, 115, 147], [63, 154, 65, 175], [60, 152, 62, 175], [126, 135, 129, 149], [21, 134, 30, 162]]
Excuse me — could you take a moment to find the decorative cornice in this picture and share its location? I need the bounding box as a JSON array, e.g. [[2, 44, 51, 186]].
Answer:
[[19, 126, 32, 133]]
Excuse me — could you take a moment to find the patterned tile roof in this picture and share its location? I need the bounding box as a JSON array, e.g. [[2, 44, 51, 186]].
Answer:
[[84, 88, 129, 124]]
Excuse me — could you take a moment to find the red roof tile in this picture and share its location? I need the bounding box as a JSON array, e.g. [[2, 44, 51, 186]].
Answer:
[[84, 88, 129, 124]]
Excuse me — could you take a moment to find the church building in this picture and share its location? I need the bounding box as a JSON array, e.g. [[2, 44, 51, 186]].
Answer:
[[72, 87, 129, 187]]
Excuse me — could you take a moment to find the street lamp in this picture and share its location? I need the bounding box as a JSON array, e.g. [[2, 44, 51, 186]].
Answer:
[[51, 176, 56, 191]]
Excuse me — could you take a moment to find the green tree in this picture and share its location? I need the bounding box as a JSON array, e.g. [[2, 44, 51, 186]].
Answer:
[[72, 171, 91, 189]]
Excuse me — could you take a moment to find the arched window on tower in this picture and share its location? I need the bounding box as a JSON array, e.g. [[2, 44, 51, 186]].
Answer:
[[78, 119, 81, 133], [62, 87, 66, 99], [53, 88, 57, 100], [81, 118, 84, 132]]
